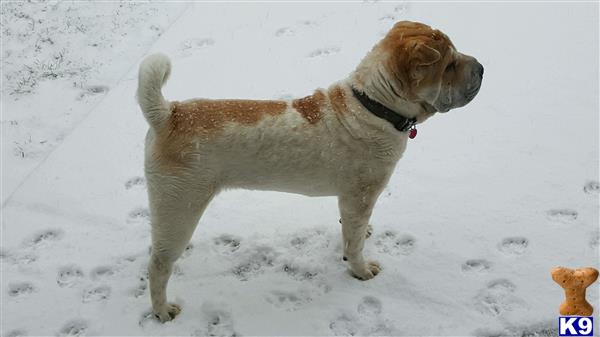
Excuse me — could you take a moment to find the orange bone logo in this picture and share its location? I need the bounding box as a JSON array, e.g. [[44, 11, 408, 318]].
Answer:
[[551, 266, 598, 316]]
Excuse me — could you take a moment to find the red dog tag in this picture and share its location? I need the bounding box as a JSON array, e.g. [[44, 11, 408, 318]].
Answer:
[[409, 128, 417, 139]]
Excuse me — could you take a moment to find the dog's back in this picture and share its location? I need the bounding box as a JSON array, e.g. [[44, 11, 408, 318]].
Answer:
[[137, 55, 403, 196]]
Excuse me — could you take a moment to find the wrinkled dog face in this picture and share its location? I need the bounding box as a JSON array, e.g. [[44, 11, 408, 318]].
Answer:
[[381, 21, 483, 113]]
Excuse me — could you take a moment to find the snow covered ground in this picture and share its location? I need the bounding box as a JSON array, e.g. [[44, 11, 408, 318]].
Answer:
[[1, 2, 598, 336], [1, 1, 187, 205]]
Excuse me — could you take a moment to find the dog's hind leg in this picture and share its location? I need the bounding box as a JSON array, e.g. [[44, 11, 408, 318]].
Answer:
[[146, 175, 215, 322]]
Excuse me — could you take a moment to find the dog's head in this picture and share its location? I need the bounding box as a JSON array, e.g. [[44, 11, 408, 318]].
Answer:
[[357, 21, 483, 116]]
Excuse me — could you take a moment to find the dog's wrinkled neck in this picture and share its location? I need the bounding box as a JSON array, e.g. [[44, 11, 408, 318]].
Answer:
[[351, 49, 436, 124]]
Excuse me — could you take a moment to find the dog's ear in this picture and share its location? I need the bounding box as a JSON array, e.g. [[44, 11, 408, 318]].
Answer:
[[409, 42, 441, 83], [382, 24, 448, 99], [412, 42, 441, 66]]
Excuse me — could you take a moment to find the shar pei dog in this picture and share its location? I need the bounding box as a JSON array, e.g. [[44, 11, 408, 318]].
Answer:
[[137, 20, 483, 321]]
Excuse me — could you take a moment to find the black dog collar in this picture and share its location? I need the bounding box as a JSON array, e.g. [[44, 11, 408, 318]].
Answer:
[[351, 87, 417, 132]]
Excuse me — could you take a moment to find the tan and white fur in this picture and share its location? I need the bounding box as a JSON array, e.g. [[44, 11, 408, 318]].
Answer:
[[137, 21, 483, 322]]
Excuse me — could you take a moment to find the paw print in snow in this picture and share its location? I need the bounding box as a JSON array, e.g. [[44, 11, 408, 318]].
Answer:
[[498, 237, 528, 256], [308, 47, 340, 58], [461, 259, 492, 273], [546, 209, 578, 223]]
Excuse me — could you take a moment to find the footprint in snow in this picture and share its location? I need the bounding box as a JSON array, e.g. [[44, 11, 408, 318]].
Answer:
[[82, 286, 111, 302], [119, 255, 138, 264], [231, 246, 277, 281], [213, 234, 241, 254], [375, 231, 416, 256], [26, 229, 63, 247], [487, 278, 516, 292], [474, 279, 524, 316], [308, 47, 340, 58], [289, 229, 329, 251], [357, 296, 382, 317], [275, 27, 294, 37], [127, 207, 150, 224], [583, 180, 599, 194], [16, 254, 37, 264], [281, 263, 332, 295], [329, 314, 359, 336], [497, 237, 528, 255], [179, 38, 215, 57], [378, 3, 409, 23], [192, 307, 239, 337], [546, 209, 578, 223], [57, 319, 88, 337], [461, 259, 492, 273], [90, 266, 115, 280], [8, 282, 35, 297], [76, 85, 109, 100], [124, 176, 145, 189], [57, 266, 84, 287], [84, 85, 109, 94], [282, 262, 319, 281], [3, 248, 38, 265], [379, 13, 397, 21], [265, 290, 308, 311], [4, 251, 37, 265], [289, 235, 308, 249], [393, 3, 409, 14], [330, 296, 396, 336]]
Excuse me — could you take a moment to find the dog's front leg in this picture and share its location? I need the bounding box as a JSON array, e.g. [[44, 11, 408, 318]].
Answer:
[[338, 189, 382, 280]]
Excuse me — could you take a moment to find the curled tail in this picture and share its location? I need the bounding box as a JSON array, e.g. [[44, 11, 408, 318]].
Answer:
[[137, 53, 172, 129]]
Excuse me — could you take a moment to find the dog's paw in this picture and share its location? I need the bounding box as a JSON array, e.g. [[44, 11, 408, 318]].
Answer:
[[154, 303, 181, 322], [351, 261, 381, 280]]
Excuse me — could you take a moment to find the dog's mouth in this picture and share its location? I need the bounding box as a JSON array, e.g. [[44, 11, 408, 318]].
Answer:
[[464, 84, 481, 103], [433, 80, 482, 113]]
